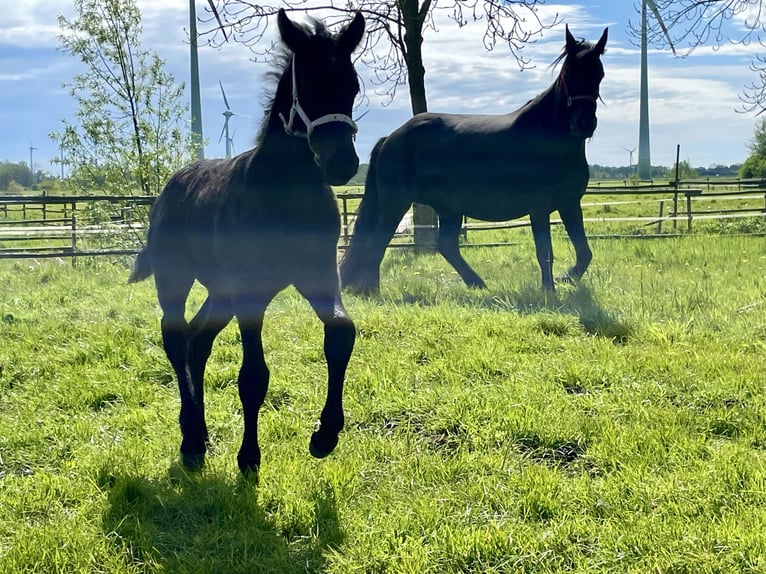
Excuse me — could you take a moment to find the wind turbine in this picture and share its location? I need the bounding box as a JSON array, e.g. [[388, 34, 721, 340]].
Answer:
[[638, 0, 676, 180], [622, 146, 637, 173], [218, 81, 236, 158]]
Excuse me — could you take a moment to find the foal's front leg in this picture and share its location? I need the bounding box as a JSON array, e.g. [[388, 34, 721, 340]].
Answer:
[[234, 298, 271, 475], [296, 278, 356, 459]]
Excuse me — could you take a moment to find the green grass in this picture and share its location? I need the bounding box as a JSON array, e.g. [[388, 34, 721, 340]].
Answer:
[[1, 233, 765, 573]]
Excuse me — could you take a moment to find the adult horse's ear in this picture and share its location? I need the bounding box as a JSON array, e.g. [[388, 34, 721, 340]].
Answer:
[[565, 24, 577, 53], [595, 28, 608, 55], [339, 12, 365, 54], [278, 8, 309, 53]]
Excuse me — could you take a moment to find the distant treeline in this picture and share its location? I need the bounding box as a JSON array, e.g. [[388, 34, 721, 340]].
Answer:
[[344, 162, 743, 187], [588, 163, 742, 180]]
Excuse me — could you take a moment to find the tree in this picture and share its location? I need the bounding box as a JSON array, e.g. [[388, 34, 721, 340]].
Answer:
[[203, 0, 553, 248], [739, 116, 766, 178], [671, 159, 699, 179], [52, 0, 197, 196], [0, 161, 34, 190], [632, 0, 766, 113]]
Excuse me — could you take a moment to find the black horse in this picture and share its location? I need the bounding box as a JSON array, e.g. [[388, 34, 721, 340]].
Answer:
[[129, 9, 365, 475], [340, 25, 607, 293]]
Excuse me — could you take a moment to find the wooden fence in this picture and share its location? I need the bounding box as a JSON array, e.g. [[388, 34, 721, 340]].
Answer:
[[1, 179, 764, 261]]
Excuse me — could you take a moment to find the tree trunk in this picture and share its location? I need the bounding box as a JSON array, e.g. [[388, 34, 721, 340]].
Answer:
[[401, 0, 437, 252]]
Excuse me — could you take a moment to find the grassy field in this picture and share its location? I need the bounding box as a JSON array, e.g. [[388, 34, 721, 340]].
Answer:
[[1, 233, 765, 573]]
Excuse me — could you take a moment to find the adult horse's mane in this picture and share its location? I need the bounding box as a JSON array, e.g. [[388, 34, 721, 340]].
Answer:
[[551, 35, 603, 67]]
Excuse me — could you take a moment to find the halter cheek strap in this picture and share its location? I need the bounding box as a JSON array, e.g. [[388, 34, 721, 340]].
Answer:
[[279, 57, 358, 139]]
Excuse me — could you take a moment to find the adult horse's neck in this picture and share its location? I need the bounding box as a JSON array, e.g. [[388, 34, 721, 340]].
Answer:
[[516, 79, 572, 137]]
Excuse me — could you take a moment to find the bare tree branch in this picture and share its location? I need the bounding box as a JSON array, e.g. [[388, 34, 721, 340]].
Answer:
[[631, 0, 766, 113], [199, 0, 556, 109]]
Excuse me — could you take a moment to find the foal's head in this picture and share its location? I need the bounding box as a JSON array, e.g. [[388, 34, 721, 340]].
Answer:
[[277, 9, 365, 185], [557, 25, 608, 139]]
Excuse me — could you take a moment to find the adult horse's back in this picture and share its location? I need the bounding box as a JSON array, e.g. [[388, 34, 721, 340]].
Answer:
[[341, 25, 607, 293], [129, 9, 365, 475]]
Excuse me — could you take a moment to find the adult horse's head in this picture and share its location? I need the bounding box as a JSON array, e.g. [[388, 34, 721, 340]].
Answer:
[[557, 25, 608, 139], [278, 9, 365, 185]]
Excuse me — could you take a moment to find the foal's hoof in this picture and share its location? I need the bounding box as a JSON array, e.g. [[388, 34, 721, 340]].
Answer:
[[237, 460, 260, 481], [180, 451, 206, 472], [309, 430, 339, 459]]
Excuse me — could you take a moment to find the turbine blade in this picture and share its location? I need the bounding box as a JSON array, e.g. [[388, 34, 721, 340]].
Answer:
[[218, 120, 226, 143], [645, 0, 677, 56], [219, 81, 231, 111]]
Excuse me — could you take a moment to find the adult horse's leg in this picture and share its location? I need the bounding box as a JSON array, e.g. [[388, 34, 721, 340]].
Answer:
[[530, 212, 555, 291], [183, 295, 234, 467], [345, 205, 409, 294], [233, 294, 273, 475], [154, 270, 210, 469], [558, 201, 593, 283], [295, 268, 356, 459], [437, 212, 486, 288]]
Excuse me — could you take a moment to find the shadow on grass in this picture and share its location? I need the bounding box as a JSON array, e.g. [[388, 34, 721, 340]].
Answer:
[[98, 465, 342, 573], [370, 278, 632, 342]]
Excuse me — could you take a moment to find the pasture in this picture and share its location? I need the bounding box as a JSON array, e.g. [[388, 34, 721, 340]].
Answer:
[[1, 232, 765, 572]]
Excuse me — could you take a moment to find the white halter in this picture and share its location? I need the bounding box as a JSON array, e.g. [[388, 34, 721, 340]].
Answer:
[[279, 56, 358, 139]]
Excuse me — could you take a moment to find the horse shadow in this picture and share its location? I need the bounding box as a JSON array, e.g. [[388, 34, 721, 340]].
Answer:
[[98, 464, 342, 573], [378, 278, 632, 342]]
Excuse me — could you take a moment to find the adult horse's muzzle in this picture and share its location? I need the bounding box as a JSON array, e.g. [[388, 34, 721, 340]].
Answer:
[[569, 99, 598, 139], [309, 123, 360, 186]]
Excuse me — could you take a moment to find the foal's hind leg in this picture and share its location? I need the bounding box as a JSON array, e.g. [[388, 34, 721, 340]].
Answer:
[[154, 271, 209, 468], [437, 212, 486, 288], [295, 267, 355, 460], [182, 295, 234, 468], [558, 201, 592, 284]]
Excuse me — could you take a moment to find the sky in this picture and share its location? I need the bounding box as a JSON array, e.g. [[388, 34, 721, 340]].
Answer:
[[0, 1, 761, 176]]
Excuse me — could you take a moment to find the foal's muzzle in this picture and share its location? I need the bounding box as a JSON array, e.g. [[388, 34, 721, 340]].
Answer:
[[310, 123, 360, 186]]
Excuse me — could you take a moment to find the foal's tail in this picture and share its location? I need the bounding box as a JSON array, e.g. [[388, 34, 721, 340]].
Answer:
[[128, 245, 153, 283], [339, 137, 386, 291]]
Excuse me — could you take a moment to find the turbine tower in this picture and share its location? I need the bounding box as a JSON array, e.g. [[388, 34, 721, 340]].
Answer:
[[189, 2, 227, 161], [637, 0, 675, 180], [638, 0, 651, 179]]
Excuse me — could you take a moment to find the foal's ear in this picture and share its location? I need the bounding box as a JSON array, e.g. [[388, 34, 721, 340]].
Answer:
[[594, 28, 608, 55], [338, 12, 365, 54], [278, 8, 309, 53]]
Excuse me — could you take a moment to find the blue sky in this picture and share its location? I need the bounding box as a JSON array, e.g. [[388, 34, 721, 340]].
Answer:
[[0, 1, 760, 175]]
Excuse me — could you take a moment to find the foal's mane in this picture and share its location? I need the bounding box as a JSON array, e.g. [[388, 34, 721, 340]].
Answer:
[[254, 17, 335, 146]]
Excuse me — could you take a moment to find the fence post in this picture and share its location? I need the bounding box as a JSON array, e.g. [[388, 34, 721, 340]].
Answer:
[[71, 202, 78, 267], [686, 191, 693, 232], [656, 200, 664, 234], [341, 195, 349, 245]]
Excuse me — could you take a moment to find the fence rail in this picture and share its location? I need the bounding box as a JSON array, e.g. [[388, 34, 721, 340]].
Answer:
[[1, 179, 764, 260]]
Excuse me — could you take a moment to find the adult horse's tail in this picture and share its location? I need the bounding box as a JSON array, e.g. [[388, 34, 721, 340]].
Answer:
[[339, 137, 386, 293]]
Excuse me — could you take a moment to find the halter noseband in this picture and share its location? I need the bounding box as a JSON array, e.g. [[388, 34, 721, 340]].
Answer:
[[279, 56, 358, 139], [560, 75, 598, 108]]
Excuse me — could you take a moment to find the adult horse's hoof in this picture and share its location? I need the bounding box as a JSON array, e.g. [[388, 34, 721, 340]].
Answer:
[[309, 430, 339, 459]]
